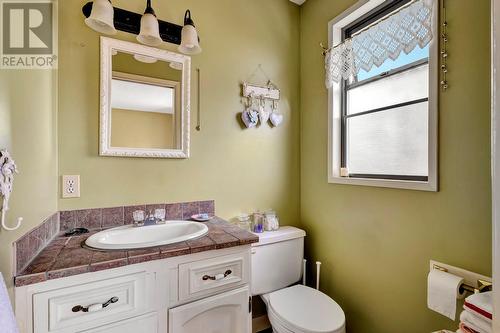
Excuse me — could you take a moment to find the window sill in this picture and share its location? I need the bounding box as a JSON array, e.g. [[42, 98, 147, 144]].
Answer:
[[328, 175, 437, 192]]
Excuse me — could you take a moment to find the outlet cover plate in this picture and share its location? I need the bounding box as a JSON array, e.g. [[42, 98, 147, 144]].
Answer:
[[62, 175, 80, 198]]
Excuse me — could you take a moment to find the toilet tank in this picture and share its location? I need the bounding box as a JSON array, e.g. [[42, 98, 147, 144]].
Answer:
[[251, 226, 306, 296]]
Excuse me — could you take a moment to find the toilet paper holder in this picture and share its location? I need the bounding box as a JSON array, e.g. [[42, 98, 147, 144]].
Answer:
[[432, 264, 492, 294]]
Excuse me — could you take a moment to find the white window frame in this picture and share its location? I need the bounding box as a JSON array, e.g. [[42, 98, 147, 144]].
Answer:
[[327, 0, 439, 191]]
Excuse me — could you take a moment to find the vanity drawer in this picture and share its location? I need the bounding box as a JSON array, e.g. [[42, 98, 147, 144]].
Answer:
[[178, 252, 250, 301], [33, 271, 155, 333]]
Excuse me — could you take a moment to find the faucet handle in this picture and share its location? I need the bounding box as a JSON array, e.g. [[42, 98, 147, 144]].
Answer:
[[132, 210, 145, 227], [154, 208, 166, 222]]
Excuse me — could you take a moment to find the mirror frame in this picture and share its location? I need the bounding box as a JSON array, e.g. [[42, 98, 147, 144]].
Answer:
[[100, 37, 191, 158]]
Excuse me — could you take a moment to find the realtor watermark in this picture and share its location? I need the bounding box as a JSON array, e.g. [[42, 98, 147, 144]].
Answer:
[[1, 0, 57, 69]]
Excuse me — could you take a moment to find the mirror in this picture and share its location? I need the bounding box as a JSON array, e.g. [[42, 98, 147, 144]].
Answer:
[[100, 37, 190, 158]]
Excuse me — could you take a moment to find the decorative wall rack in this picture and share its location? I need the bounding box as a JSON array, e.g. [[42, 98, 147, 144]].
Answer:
[[82, 2, 183, 45], [240, 65, 283, 128], [242, 82, 280, 101]]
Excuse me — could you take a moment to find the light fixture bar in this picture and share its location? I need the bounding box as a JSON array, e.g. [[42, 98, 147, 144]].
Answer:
[[82, 1, 182, 45]]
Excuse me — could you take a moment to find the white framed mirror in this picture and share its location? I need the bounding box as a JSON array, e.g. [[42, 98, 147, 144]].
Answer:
[[100, 37, 190, 158]]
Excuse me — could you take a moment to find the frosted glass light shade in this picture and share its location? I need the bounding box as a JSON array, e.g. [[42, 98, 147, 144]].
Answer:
[[137, 13, 162, 46], [179, 24, 201, 55], [85, 0, 116, 35]]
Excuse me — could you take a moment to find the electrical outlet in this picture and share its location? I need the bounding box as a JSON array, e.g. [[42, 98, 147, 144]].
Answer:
[[62, 175, 80, 198]]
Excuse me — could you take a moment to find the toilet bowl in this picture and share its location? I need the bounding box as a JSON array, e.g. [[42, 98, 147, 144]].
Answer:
[[251, 227, 346, 333]]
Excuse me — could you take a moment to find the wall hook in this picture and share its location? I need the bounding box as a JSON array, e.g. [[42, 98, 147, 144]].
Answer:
[[0, 149, 22, 231], [1, 209, 23, 231]]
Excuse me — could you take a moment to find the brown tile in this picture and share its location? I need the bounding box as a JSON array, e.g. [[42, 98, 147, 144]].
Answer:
[[15, 273, 46, 287], [102, 207, 124, 228], [159, 242, 190, 258], [91, 251, 127, 263], [22, 248, 62, 275], [28, 232, 42, 259], [182, 202, 200, 220], [127, 247, 161, 265], [217, 222, 259, 245], [36, 220, 49, 244], [127, 254, 160, 265], [213, 223, 242, 234], [47, 266, 89, 280], [15, 234, 31, 273], [186, 236, 216, 253], [50, 248, 93, 270], [75, 209, 102, 230], [205, 222, 224, 233], [208, 217, 225, 224], [60, 211, 76, 231], [124, 205, 146, 225], [166, 203, 182, 220], [127, 247, 160, 257], [208, 231, 240, 249], [65, 234, 91, 249], [234, 231, 259, 245], [90, 259, 128, 272], [145, 204, 165, 215], [48, 237, 70, 248], [49, 213, 60, 238], [199, 200, 215, 216]]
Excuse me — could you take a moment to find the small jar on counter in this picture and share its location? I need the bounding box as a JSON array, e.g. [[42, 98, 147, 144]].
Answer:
[[264, 210, 279, 231], [237, 214, 252, 232], [252, 211, 264, 233]]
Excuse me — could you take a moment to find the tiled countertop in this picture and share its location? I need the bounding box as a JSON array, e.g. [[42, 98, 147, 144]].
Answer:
[[15, 217, 258, 287]]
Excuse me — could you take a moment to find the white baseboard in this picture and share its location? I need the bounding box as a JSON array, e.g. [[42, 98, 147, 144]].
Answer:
[[252, 315, 271, 333]]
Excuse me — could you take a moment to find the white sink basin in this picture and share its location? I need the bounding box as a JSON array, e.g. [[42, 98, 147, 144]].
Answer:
[[85, 221, 208, 250]]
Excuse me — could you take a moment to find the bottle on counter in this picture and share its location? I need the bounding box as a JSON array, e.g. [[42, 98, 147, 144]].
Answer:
[[252, 211, 264, 233]]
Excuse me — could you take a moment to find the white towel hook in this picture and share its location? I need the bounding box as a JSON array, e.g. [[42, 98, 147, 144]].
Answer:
[[0, 149, 22, 231]]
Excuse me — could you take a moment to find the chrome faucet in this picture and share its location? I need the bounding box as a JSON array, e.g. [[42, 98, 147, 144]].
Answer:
[[132, 209, 166, 227]]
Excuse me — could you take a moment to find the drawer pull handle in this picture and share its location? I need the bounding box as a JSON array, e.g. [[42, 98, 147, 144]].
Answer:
[[71, 296, 119, 313], [202, 270, 232, 281]]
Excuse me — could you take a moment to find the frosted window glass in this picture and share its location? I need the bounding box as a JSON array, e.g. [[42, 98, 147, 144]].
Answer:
[[347, 102, 428, 176], [347, 64, 428, 115]]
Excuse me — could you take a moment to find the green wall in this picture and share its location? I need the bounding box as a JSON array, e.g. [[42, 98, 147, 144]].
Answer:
[[0, 70, 58, 295], [300, 1, 492, 332], [0, 1, 493, 332], [58, 0, 301, 225]]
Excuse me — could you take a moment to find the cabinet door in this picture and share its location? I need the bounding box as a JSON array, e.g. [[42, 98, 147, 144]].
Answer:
[[80, 312, 157, 333], [169, 287, 250, 333]]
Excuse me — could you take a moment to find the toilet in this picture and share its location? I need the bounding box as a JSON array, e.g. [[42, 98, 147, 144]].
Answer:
[[251, 226, 346, 333]]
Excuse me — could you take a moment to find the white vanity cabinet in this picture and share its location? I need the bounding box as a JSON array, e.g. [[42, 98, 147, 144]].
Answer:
[[169, 287, 250, 333], [81, 312, 159, 333], [15, 246, 252, 333]]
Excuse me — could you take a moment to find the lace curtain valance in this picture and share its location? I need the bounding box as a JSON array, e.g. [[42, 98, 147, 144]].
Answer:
[[325, 0, 434, 88]]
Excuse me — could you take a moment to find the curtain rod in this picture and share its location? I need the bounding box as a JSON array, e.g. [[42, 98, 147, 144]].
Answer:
[[321, 0, 418, 56]]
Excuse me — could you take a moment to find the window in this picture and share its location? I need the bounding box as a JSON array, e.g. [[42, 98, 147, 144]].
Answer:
[[328, 0, 437, 191]]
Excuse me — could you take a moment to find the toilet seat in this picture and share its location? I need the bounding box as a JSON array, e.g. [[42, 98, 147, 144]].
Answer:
[[266, 285, 346, 333]]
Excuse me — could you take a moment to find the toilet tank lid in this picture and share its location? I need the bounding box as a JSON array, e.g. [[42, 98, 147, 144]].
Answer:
[[252, 226, 306, 246]]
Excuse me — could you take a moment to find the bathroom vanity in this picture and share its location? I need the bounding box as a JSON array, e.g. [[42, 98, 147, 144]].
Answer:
[[14, 216, 257, 333]]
